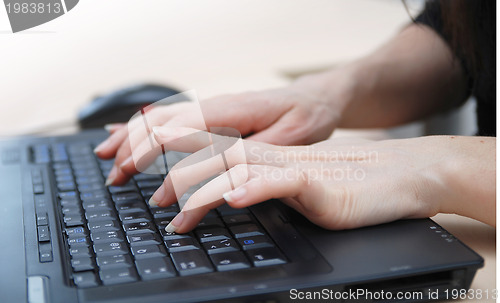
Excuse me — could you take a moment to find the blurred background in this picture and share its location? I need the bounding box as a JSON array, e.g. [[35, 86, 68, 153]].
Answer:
[[0, 0, 476, 137]]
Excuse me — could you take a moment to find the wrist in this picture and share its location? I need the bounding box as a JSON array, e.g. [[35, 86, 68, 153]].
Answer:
[[420, 136, 496, 225]]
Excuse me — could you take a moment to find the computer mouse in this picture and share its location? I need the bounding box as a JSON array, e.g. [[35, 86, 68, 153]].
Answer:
[[78, 84, 181, 129]]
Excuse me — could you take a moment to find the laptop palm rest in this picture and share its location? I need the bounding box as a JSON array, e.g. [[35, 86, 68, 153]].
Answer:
[[0, 164, 27, 302]]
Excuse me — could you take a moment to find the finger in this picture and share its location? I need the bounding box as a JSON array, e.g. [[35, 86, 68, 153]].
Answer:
[[166, 164, 305, 233], [104, 123, 125, 134], [149, 131, 282, 207], [149, 139, 246, 207], [166, 163, 252, 233], [94, 102, 191, 159]]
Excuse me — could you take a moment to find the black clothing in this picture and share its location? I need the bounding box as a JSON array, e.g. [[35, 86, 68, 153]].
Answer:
[[416, 0, 496, 136]]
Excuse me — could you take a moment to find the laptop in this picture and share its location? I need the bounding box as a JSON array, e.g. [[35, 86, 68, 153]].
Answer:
[[0, 129, 483, 303]]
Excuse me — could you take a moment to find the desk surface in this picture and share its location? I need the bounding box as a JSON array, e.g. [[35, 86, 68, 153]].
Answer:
[[0, 1, 495, 301]]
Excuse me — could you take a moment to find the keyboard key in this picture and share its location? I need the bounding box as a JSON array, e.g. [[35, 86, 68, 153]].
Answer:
[[136, 180, 163, 189], [216, 204, 248, 216], [62, 205, 83, 216], [237, 235, 274, 250], [59, 191, 78, 199], [127, 233, 162, 246], [131, 244, 167, 259], [154, 217, 174, 228], [94, 242, 128, 256], [165, 238, 200, 253], [82, 199, 113, 212], [195, 227, 231, 243], [39, 242, 53, 263], [78, 183, 106, 193], [66, 226, 87, 237], [108, 184, 137, 194], [86, 210, 117, 222], [230, 224, 265, 238], [202, 238, 239, 254], [76, 176, 103, 185], [64, 214, 85, 227], [88, 220, 121, 233], [161, 230, 194, 241], [57, 181, 76, 192], [123, 222, 155, 235], [91, 231, 125, 243], [116, 201, 147, 214], [171, 250, 214, 276], [151, 205, 179, 218], [210, 251, 250, 271], [97, 254, 133, 269], [134, 173, 162, 181], [223, 214, 253, 225], [68, 236, 90, 247], [112, 193, 142, 203], [81, 190, 108, 201], [69, 246, 92, 258], [119, 212, 152, 224], [100, 267, 138, 285], [36, 212, 49, 226], [197, 216, 224, 228], [135, 257, 176, 280], [71, 256, 96, 272], [246, 247, 287, 267], [73, 271, 98, 288], [37, 226, 50, 242]]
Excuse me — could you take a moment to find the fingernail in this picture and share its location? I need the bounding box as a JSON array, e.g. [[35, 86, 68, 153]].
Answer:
[[148, 197, 159, 207], [222, 186, 247, 203], [94, 140, 108, 154], [105, 165, 117, 186], [165, 212, 184, 233], [150, 186, 166, 206], [104, 124, 115, 133], [119, 156, 133, 169]]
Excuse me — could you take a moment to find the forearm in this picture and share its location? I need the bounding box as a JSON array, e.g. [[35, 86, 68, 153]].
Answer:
[[292, 24, 468, 128], [436, 136, 496, 226]]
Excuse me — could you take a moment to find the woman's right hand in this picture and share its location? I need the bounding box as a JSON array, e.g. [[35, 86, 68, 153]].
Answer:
[[94, 82, 344, 186]]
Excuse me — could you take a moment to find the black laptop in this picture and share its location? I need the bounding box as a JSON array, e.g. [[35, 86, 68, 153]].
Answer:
[[0, 129, 483, 303]]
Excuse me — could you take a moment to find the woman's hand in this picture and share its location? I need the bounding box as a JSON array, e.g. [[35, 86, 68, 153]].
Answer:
[[94, 85, 344, 186], [146, 127, 495, 233]]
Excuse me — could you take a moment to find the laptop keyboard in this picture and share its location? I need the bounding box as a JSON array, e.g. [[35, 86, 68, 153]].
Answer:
[[31, 142, 287, 288]]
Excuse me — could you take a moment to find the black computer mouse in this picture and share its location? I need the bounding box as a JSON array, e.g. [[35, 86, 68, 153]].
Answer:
[[78, 84, 181, 129]]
